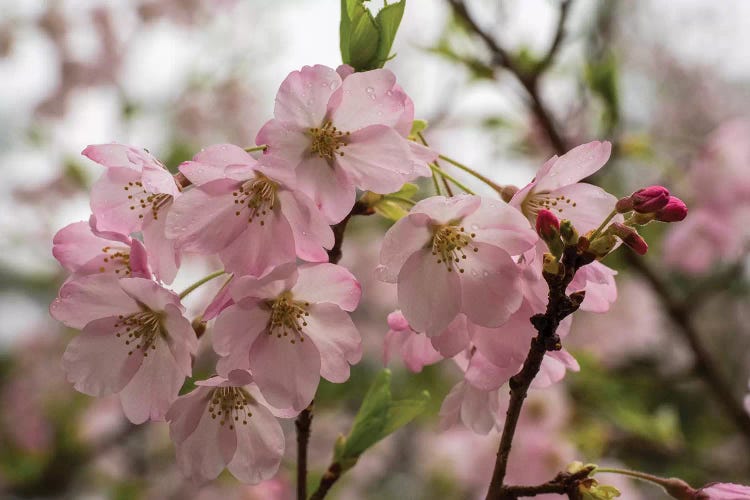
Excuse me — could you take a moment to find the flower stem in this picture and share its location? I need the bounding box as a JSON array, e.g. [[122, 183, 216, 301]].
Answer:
[[437, 154, 505, 194], [178, 270, 226, 299], [589, 209, 617, 240], [244, 144, 268, 153], [383, 194, 417, 206], [429, 164, 476, 195], [594, 468, 696, 499]]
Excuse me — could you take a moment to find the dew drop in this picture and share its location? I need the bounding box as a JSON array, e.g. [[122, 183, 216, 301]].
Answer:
[[366, 86, 374, 93]]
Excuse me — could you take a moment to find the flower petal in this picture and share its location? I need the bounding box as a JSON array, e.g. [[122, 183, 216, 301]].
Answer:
[[376, 212, 432, 283], [274, 65, 341, 128], [50, 274, 139, 329], [303, 303, 361, 383], [277, 189, 334, 263], [294, 156, 356, 224], [226, 401, 285, 484], [331, 68, 406, 131], [292, 263, 361, 311], [543, 183, 619, 234], [534, 141, 612, 192], [213, 302, 269, 376], [462, 197, 538, 255], [411, 194, 482, 223]]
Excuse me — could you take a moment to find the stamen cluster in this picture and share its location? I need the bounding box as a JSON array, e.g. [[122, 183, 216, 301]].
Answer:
[[115, 310, 164, 356], [208, 387, 253, 430], [267, 292, 310, 344], [431, 224, 478, 273], [233, 175, 278, 225], [309, 121, 349, 160]]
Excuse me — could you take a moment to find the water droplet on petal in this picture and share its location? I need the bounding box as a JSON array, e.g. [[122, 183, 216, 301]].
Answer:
[[471, 224, 479, 230], [482, 271, 490, 277], [366, 86, 374, 93]]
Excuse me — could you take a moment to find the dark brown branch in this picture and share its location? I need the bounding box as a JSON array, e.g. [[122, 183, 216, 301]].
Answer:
[[536, 0, 573, 74], [309, 462, 343, 500], [296, 403, 314, 500], [501, 466, 595, 499], [487, 246, 592, 500]]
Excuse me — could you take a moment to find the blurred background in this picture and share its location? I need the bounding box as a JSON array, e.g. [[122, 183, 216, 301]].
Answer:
[[1, 0, 749, 498]]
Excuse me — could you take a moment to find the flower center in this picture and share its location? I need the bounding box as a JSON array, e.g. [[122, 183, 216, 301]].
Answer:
[[99, 245, 131, 275], [522, 192, 577, 220], [114, 310, 165, 356], [430, 224, 478, 273], [232, 174, 278, 225], [266, 292, 309, 344], [309, 121, 349, 161], [123, 181, 173, 221], [208, 387, 253, 430]]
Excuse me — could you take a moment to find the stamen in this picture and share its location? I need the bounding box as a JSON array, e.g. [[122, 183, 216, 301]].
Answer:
[[309, 121, 350, 161], [114, 310, 165, 356], [524, 193, 577, 218], [122, 181, 172, 221], [208, 387, 254, 429], [266, 292, 310, 344], [232, 174, 278, 225], [99, 245, 132, 275], [430, 225, 478, 273]]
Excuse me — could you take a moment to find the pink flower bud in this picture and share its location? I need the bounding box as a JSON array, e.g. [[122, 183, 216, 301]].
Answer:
[[536, 209, 560, 241], [630, 185, 670, 213], [655, 196, 688, 222], [695, 482, 750, 499], [612, 222, 648, 255]]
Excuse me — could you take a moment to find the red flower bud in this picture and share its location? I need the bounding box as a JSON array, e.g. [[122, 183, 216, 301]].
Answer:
[[630, 185, 670, 213], [611, 222, 648, 255], [536, 209, 560, 241], [655, 196, 688, 222]]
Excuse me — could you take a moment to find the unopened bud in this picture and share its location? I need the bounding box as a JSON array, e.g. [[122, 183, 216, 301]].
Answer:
[[611, 222, 648, 255], [559, 219, 579, 246], [500, 185, 519, 202], [536, 209, 560, 240], [588, 234, 617, 258], [631, 185, 670, 213], [192, 316, 207, 338], [654, 196, 688, 222]]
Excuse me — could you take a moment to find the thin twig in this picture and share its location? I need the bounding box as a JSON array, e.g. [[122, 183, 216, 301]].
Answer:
[[296, 403, 314, 500], [309, 463, 343, 500]]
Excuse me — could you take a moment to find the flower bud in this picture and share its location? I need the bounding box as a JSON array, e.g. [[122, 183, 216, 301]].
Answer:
[[631, 185, 670, 213], [500, 185, 519, 202], [611, 222, 648, 255], [559, 219, 579, 246], [542, 253, 560, 275], [587, 234, 617, 258], [536, 209, 560, 240], [654, 196, 688, 222]]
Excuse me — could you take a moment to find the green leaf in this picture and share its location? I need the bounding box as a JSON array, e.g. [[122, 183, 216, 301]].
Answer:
[[373, 199, 409, 221], [374, 1, 406, 65], [340, 0, 406, 71], [333, 369, 429, 471]]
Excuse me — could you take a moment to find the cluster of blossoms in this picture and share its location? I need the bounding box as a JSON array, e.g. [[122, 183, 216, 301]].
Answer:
[[50, 64, 435, 483], [50, 62, 692, 487]]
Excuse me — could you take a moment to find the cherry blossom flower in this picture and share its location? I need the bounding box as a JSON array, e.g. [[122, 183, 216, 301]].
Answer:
[[510, 141, 618, 233], [377, 194, 537, 336], [84, 143, 182, 283], [256, 64, 435, 223], [166, 144, 333, 277], [53, 218, 150, 280], [383, 310, 442, 373], [50, 274, 197, 423], [166, 369, 284, 484], [695, 482, 750, 499], [212, 263, 362, 411]]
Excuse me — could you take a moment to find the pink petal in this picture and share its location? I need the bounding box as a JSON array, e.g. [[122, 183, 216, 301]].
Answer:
[[460, 384, 501, 434], [273, 65, 341, 128], [218, 208, 296, 277], [165, 179, 248, 253], [50, 274, 139, 329], [277, 189, 334, 263], [227, 401, 285, 484], [229, 263, 298, 301], [543, 183, 619, 234], [303, 303, 361, 383], [90, 167, 146, 234], [193, 143, 255, 170], [459, 243, 523, 328], [213, 302, 270, 376], [62, 316, 143, 396], [462, 198, 539, 255], [336, 125, 423, 194], [534, 141, 612, 192], [142, 201, 180, 284], [118, 277, 181, 313], [465, 349, 519, 391], [255, 120, 310, 171], [292, 263, 361, 311], [167, 386, 211, 444], [398, 248, 461, 336], [471, 302, 535, 369], [411, 194, 482, 223], [430, 314, 471, 358], [294, 156, 356, 224], [532, 349, 579, 389], [376, 212, 432, 283], [163, 303, 198, 377], [119, 336, 186, 423], [330, 68, 406, 131], [408, 141, 438, 176], [52, 221, 114, 273], [249, 331, 321, 411]]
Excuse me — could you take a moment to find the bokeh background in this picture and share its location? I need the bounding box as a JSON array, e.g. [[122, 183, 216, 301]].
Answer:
[[1, 0, 750, 498]]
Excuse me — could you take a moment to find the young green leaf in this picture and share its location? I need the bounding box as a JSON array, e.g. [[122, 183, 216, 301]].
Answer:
[[340, 0, 406, 71]]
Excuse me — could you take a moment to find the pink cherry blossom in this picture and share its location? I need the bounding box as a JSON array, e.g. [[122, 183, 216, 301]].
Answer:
[[383, 310, 442, 372], [50, 274, 197, 423], [377, 194, 537, 336], [166, 144, 333, 277], [166, 369, 284, 484], [439, 379, 502, 435], [696, 482, 750, 499], [84, 143, 182, 283], [212, 263, 362, 411], [510, 141, 618, 233], [256, 64, 435, 223], [53, 218, 150, 280]]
